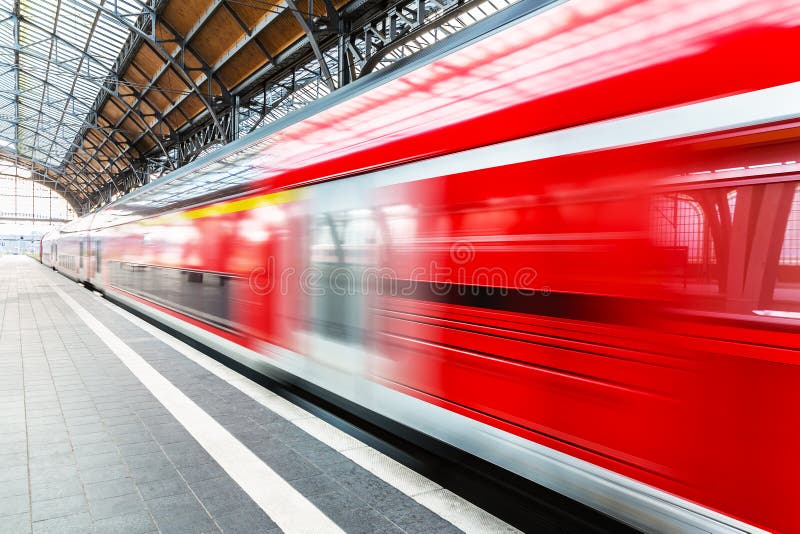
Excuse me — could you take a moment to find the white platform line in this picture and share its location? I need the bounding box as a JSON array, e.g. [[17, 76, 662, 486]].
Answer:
[[95, 292, 519, 533], [50, 284, 343, 534]]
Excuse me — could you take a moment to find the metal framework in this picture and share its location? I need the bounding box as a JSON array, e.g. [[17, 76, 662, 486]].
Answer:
[[0, 0, 518, 215]]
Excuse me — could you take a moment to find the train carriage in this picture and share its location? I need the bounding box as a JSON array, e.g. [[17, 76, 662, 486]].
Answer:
[[50, 0, 800, 531]]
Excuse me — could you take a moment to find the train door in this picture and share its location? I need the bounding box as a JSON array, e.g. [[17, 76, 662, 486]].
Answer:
[[93, 240, 102, 288], [79, 238, 87, 281], [301, 180, 381, 379]]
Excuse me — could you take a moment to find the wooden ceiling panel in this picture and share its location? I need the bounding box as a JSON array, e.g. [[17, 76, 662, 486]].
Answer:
[[144, 87, 173, 112], [99, 143, 119, 160], [153, 67, 190, 103], [124, 63, 151, 88], [120, 117, 142, 139], [189, 8, 241, 65], [112, 131, 129, 145], [183, 50, 206, 85], [163, 110, 184, 130], [162, 0, 215, 36], [136, 137, 155, 154], [177, 93, 205, 121], [85, 130, 105, 146], [152, 121, 170, 137], [86, 160, 103, 173], [226, 1, 273, 29], [100, 98, 124, 124], [256, 11, 303, 56], [217, 40, 268, 88], [138, 100, 156, 120], [131, 43, 165, 79], [120, 93, 138, 107], [155, 23, 180, 56], [81, 138, 98, 152]]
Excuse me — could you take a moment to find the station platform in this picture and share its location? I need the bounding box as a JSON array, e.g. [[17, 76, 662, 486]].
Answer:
[[0, 256, 516, 534]]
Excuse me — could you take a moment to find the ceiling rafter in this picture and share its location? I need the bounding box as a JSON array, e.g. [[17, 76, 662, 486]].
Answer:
[[77, 0, 227, 139]]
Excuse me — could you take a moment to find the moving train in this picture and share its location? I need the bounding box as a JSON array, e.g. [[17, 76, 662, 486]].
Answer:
[[42, 0, 800, 531]]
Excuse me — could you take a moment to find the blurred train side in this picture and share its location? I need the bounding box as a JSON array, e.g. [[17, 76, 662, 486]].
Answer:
[[48, 1, 800, 532]]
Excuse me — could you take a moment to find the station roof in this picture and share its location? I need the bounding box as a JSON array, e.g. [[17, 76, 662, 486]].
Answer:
[[0, 0, 514, 215], [0, 0, 347, 212]]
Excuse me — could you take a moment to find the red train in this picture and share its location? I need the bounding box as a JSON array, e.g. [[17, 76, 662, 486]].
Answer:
[[43, 0, 800, 531]]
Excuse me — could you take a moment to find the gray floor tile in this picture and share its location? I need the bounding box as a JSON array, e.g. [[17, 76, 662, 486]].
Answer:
[[71, 431, 113, 446], [117, 440, 161, 458], [114, 430, 154, 446], [31, 494, 88, 522], [80, 463, 130, 485], [137, 477, 190, 501], [31, 512, 92, 534], [77, 451, 123, 470], [129, 462, 179, 485], [103, 414, 141, 427], [178, 461, 226, 484], [146, 493, 210, 527], [28, 451, 75, 469], [148, 423, 192, 446], [30, 476, 84, 502], [108, 422, 148, 437], [213, 504, 279, 534], [89, 492, 147, 521], [73, 440, 118, 457], [0, 464, 27, 483], [28, 432, 70, 447], [0, 493, 29, 517], [85, 477, 137, 501], [68, 422, 107, 436], [0, 440, 27, 455], [94, 511, 157, 534], [124, 451, 172, 469], [0, 451, 28, 468], [0, 512, 30, 534], [289, 473, 343, 498], [382, 500, 460, 534], [189, 477, 254, 517], [0, 477, 29, 499], [266, 451, 323, 482], [319, 501, 403, 534], [157, 516, 220, 534], [28, 442, 72, 459]]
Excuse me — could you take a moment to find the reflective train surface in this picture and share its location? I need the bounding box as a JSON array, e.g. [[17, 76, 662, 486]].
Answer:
[[42, 0, 800, 531]]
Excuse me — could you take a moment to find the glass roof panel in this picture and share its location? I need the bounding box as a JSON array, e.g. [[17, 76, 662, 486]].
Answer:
[[0, 0, 146, 171]]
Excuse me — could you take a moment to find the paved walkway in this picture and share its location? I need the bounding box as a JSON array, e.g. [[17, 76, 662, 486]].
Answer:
[[0, 256, 514, 534]]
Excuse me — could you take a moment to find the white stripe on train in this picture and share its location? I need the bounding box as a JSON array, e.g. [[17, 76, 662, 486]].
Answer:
[[331, 80, 800, 204]]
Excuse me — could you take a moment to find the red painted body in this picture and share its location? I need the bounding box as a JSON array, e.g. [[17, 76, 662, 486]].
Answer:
[[52, 1, 800, 531]]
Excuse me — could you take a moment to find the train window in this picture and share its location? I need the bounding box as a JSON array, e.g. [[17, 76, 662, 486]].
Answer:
[[183, 271, 204, 312], [760, 184, 800, 318], [107, 262, 236, 331], [95, 241, 101, 274], [651, 181, 800, 317], [79, 241, 84, 268]]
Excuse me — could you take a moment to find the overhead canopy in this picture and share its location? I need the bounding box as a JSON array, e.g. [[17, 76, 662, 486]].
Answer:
[[0, 0, 517, 215], [0, 0, 141, 209]]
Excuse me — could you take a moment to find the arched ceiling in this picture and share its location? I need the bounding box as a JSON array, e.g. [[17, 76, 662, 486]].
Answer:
[[0, 0, 516, 215]]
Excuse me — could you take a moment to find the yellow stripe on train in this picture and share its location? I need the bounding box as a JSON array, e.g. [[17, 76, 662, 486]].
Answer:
[[145, 188, 304, 225]]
